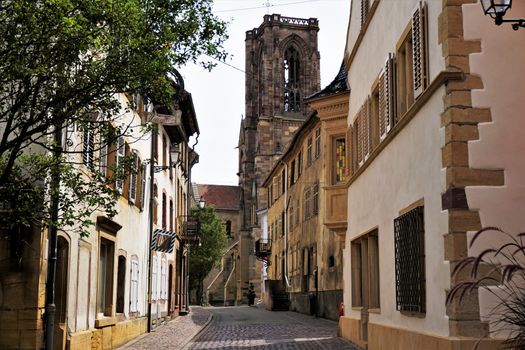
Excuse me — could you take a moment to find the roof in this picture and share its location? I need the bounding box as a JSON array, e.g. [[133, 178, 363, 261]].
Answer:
[[305, 61, 349, 101], [196, 184, 241, 210]]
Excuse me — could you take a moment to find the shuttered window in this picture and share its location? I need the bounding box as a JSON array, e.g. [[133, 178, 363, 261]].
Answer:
[[129, 152, 138, 204], [82, 122, 95, 168], [140, 162, 147, 211], [412, 1, 428, 99], [394, 206, 426, 313], [115, 136, 125, 193], [152, 255, 158, 301], [351, 230, 380, 309], [313, 183, 319, 215], [315, 128, 321, 159], [379, 54, 396, 140]]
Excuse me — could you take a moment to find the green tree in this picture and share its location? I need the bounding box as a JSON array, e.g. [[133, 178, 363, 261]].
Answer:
[[189, 205, 228, 305], [0, 0, 228, 236]]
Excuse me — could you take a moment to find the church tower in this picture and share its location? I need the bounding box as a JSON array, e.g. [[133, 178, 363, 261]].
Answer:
[[238, 14, 320, 301]]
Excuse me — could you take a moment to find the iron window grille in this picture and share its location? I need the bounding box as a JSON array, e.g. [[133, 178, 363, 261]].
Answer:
[[394, 205, 426, 313]]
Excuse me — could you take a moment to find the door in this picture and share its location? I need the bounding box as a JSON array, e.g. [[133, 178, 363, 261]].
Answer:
[[54, 237, 69, 350], [168, 264, 173, 315]]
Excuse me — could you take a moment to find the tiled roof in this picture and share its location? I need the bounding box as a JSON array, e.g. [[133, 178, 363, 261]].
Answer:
[[196, 184, 240, 210]]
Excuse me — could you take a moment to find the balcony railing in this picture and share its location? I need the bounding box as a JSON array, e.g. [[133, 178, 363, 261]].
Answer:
[[254, 239, 272, 258]]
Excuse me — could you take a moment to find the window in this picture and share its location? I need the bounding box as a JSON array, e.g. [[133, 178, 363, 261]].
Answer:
[[351, 230, 380, 309], [315, 128, 321, 159], [140, 162, 147, 211], [82, 122, 95, 168], [162, 193, 167, 229], [116, 255, 126, 313], [169, 199, 174, 231], [313, 183, 319, 215], [225, 220, 232, 237], [304, 188, 311, 220], [334, 137, 348, 183], [281, 170, 286, 194], [295, 199, 300, 226], [394, 206, 425, 313], [129, 152, 138, 203], [162, 134, 167, 167], [297, 151, 302, 178], [328, 255, 335, 268], [130, 259, 139, 313], [115, 136, 125, 193], [379, 54, 396, 139], [397, 1, 428, 116], [289, 203, 294, 232], [277, 176, 282, 199], [281, 211, 285, 236], [97, 238, 115, 316], [307, 137, 313, 166], [283, 45, 301, 112], [290, 160, 296, 186], [153, 184, 158, 224], [152, 254, 158, 300]]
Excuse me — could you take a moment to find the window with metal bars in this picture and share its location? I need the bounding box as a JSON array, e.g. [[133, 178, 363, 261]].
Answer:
[[394, 206, 426, 313]]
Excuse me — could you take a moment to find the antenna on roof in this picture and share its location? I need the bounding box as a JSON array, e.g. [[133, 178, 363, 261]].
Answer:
[[263, 1, 272, 14]]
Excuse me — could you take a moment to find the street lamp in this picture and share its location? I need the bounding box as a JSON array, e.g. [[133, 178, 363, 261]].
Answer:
[[153, 143, 180, 172], [198, 197, 205, 210], [481, 0, 525, 30]]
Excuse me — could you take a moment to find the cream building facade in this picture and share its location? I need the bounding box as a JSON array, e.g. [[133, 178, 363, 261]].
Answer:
[[0, 77, 200, 349], [339, 0, 524, 349]]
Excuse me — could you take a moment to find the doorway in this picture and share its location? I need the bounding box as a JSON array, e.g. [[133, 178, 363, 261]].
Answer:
[[168, 264, 173, 315], [116, 255, 126, 314]]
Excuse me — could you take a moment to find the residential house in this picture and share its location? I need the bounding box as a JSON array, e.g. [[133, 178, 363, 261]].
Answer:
[[258, 63, 349, 320], [339, 0, 524, 349]]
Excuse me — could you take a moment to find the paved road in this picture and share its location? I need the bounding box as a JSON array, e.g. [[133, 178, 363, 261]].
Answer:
[[187, 306, 360, 350]]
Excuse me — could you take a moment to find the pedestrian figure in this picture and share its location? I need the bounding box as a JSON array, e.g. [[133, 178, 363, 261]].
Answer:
[[248, 283, 256, 306], [308, 292, 316, 316]]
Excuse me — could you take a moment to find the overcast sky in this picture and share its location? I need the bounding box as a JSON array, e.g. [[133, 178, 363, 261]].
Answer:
[[181, 0, 351, 186]]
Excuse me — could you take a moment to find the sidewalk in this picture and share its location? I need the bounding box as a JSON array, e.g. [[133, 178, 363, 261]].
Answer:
[[118, 307, 212, 350]]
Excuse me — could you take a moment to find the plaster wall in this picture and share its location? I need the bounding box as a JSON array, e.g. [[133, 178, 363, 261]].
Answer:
[[462, 2, 525, 332], [343, 89, 450, 336], [347, 0, 444, 121]]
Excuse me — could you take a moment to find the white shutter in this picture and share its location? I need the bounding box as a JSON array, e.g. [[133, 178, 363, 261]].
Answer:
[[82, 122, 95, 167], [130, 261, 138, 312], [412, 0, 428, 99], [161, 259, 167, 299], [152, 255, 158, 301]]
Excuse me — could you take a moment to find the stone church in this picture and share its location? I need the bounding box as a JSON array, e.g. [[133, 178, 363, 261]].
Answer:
[[237, 14, 321, 301]]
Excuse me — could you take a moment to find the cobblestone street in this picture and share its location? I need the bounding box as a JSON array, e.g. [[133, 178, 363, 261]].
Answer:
[[187, 306, 360, 350]]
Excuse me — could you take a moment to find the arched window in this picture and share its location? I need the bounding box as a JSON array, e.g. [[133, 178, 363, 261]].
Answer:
[[283, 46, 301, 112]]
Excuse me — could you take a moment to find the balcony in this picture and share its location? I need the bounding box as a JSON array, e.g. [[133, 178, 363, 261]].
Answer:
[[254, 239, 272, 261]]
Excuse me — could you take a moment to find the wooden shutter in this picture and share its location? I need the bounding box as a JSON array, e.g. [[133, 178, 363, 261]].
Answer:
[[135, 158, 143, 209], [364, 97, 371, 159], [360, 0, 370, 27], [379, 54, 396, 139], [82, 122, 95, 168], [129, 152, 138, 204], [123, 142, 131, 199], [412, 0, 428, 99]]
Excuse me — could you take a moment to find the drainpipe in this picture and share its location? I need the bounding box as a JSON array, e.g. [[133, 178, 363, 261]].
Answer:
[[44, 122, 62, 349], [146, 124, 156, 332], [282, 161, 290, 288]]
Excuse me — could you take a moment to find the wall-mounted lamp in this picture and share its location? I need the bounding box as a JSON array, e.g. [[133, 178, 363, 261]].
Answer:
[[481, 0, 525, 30], [198, 197, 206, 210], [153, 143, 180, 173]]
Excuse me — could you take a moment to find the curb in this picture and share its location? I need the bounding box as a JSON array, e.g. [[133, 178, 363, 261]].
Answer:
[[181, 308, 215, 350]]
